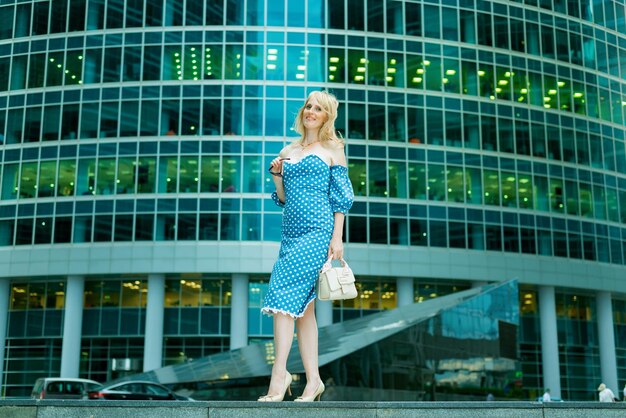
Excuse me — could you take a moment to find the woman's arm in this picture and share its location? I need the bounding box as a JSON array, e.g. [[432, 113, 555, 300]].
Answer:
[[328, 212, 345, 259], [269, 146, 291, 204], [328, 144, 349, 259], [271, 164, 286, 203]]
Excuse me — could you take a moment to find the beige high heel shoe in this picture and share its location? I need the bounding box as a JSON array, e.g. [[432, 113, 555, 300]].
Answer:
[[258, 372, 292, 402], [294, 381, 325, 402]]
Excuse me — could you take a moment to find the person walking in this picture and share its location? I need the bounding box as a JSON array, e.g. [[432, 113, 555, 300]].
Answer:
[[258, 90, 354, 403], [542, 388, 551, 402], [597, 383, 616, 402]]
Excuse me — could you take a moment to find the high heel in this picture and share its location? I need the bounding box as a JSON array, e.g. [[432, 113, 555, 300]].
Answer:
[[258, 372, 292, 402], [294, 381, 325, 402]]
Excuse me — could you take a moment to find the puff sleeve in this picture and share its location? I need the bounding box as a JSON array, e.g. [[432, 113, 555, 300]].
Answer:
[[271, 191, 285, 208], [328, 165, 354, 214]]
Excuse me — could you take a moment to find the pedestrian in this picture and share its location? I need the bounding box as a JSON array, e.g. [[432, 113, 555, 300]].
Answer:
[[258, 90, 354, 403], [542, 388, 551, 402], [597, 383, 616, 402], [623, 383, 626, 402], [486, 393, 494, 401]]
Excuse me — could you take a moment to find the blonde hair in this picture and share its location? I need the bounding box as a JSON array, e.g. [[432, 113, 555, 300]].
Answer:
[[292, 90, 344, 148]]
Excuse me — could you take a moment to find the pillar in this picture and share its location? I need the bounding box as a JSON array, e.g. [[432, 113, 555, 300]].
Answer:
[[396, 277, 414, 307], [0, 278, 10, 388], [143, 274, 165, 372], [230, 274, 249, 350], [538, 286, 561, 398], [60, 276, 85, 377], [596, 291, 618, 395]]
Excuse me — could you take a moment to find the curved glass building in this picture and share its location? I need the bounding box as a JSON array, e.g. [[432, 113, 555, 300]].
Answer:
[[0, 0, 624, 401]]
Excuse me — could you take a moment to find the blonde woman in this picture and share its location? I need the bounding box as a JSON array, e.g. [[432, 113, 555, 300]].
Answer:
[[259, 91, 354, 402]]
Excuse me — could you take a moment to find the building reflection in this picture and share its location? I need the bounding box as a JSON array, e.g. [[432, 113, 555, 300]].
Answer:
[[117, 280, 520, 401], [320, 280, 520, 401]]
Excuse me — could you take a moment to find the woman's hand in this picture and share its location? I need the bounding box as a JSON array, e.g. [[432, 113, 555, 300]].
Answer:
[[328, 237, 344, 260], [269, 157, 286, 177]]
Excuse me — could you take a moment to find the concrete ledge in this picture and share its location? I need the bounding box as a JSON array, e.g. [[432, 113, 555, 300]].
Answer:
[[1, 400, 625, 418]]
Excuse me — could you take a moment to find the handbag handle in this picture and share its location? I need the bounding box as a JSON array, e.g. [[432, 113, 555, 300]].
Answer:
[[321, 256, 349, 272]]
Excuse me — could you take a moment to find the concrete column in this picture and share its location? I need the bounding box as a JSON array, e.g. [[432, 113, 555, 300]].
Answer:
[[596, 291, 618, 395], [538, 286, 561, 399], [396, 277, 414, 307], [315, 300, 333, 328], [230, 274, 249, 350], [0, 278, 10, 387], [143, 274, 165, 372], [60, 276, 85, 377]]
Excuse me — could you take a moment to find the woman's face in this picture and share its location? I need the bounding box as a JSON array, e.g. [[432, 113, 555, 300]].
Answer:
[[302, 97, 327, 131]]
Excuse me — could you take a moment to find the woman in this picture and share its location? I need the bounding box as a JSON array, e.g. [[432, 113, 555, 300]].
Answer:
[[259, 91, 354, 402]]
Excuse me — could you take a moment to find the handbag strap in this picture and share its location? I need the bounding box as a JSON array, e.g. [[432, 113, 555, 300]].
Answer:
[[321, 256, 349, 272]]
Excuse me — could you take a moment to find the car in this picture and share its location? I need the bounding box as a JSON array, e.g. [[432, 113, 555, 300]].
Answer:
[[87, 380, 193, 401], [31, 377, 102, 400]]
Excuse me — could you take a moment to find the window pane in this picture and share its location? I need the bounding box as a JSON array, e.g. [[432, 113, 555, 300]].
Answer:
[[1, 164, 19, 200], [135, 214, 154, 240], [388, 161, 406, 198], [80, 103, 100, 139], [427, 163, 445, 201], [19, 162, 38, 199], [117, 158, 136, 194], [368, 160, 387, 197], [15, 218, 33, 245], [100, 102, 119, 138], [220, 213, 240, 240], [96, 158, 116, 195], [483, 169, 500, 206], [179, 157, 199, 193], [38, 161, 57, 198], [42, 105, 60, 141], [23, 107, 41, 143], [94, 215, 113, 242], [408, 163, 426, 199], [242, 156, 262, 193], [140, 100, 159, 136], [34, 218, 53, 244], [54, 217, 72, 243], [120, 101, 139, 137], [158, 157, 178, 193], [221, 157, 241, 193], [177, 214, 197, 240], [200, 156, 220, 193]]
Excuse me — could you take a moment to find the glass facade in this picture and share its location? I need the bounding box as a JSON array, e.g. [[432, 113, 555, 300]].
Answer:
[[0, 0, 625, 401], [111, 280, 521, 401]]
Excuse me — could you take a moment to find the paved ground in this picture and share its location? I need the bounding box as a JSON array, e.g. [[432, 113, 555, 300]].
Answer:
[[1, 400, 625, 418]]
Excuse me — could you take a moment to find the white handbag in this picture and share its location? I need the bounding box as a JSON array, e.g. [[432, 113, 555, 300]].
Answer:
[[318, 256, 358, 301]]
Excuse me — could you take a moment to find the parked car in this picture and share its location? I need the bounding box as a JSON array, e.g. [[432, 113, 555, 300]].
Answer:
[[87, 380, 193, 401], [31, 378, 102, 400]]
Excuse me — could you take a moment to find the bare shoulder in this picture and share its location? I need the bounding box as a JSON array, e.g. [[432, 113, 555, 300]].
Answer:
[[278, 143, 295, 158], [328, 142, 347, 167]]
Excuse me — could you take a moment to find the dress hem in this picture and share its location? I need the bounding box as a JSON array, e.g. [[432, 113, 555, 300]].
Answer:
[[261, 297, 316, 319]]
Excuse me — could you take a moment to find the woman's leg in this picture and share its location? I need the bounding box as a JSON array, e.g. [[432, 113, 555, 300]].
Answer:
[[265, 313, 295, 396], [295, 301, 323, 397]]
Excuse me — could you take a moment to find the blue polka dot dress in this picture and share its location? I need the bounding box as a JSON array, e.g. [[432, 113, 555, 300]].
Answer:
[[262, 153, 354, 318]]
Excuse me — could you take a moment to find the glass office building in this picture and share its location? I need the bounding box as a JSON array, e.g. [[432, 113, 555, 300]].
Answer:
[[0, 0, 624, 401], [118, 281, 522, 401]]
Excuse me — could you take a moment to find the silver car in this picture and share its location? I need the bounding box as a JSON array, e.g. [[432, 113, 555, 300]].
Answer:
[[31, 377, 102, 400]]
